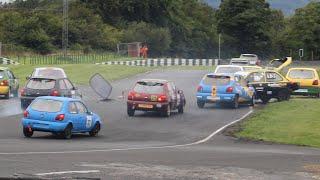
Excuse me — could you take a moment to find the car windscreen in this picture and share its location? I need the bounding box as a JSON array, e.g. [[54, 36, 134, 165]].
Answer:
[[27, 79, 56, 90], [288, 69, 315, 79], [243, 67, 260, 71], [133, 81, 165, 94], [32, 69, 66, 78], [0, 71, 4, 79], [203, 75, 230, 86], [31, 99, 63, 112], [215, 67, 242, 74]]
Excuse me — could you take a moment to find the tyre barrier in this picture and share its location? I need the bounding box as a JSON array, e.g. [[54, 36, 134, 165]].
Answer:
[[96, 58, 220, 67]]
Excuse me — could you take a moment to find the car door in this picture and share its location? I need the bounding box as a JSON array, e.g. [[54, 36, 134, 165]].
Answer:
[[167, 82, 177, 109], [58, 79, 69, 97], [64, 79, 79, 99], [8, 70, 18, 92], [67, 102, 81, 131], [75, 102, 93, 130], [265, 71, 286, 95]]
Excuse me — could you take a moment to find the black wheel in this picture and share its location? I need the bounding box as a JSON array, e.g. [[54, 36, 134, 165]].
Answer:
[[261, 96, 270, 104], [232, 95, 239, 109], [161, 105, 171, 117], [178, 104, 184, 114], [127, 105, 135, 117], [197, 100, 205, 108], [63, 124, 73, 139], [89, 123, 101, 137], [23, 127, 33, 138], [277, 89, 288, 102]]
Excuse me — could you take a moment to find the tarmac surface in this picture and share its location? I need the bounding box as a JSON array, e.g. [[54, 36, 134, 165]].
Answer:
[[0, 70, 319, 179]]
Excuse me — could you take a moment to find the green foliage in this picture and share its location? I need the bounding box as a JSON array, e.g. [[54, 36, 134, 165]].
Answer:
[[123, 22, 171, 56], [284, 2, 320, 60], [217, 0, 273, 58]]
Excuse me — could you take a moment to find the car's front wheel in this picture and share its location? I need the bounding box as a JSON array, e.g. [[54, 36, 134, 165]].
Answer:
[[89, 123, 101, 137], [197, 100, 205, 108], [4, 88, 10, 99], [23, 127, 33, 138]]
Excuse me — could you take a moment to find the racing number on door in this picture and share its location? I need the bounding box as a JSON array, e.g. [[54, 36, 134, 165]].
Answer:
[[86, 115, 93, 128]]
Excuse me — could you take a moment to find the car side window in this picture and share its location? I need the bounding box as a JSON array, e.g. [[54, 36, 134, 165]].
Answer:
[[64, 79, 74, 90], [7, 71, 13, 79], [75, 102, 87, 114], [167, 83, 174, 96], [68, 102, 78, 114], [247, 72, 265, 83], [59, 80, 67, 90], [266, 72, 283, 82]]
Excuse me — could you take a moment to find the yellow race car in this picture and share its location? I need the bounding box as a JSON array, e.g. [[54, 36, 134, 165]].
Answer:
[[0, 67, 19, 99], [286, 68, 320, 97]]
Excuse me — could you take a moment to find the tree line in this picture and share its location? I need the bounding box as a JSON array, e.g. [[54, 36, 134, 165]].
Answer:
[[0, 0, 319, 60]]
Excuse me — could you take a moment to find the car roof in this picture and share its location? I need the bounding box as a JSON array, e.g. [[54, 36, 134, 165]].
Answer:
[[138, 79, 169, 83], [37, 96, 79, 102], [30, 77, 66, 80]]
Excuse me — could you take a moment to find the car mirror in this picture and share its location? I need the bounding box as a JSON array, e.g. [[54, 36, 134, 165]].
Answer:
[[26, 75, 31, 80]]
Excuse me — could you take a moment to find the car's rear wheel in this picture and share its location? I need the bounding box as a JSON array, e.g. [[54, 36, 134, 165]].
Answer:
[[89, 123, 101, 137], [261, 95, 270, 104], [23, 126, 33, 138], [232, 95, 239, 109], [161, 105, 171, 117], [277, 89, 288, 102], [250, 96, 255, 106], [127, 105, 135, 117], [197, 100, 205, 108], [63, 124, 73, 139]]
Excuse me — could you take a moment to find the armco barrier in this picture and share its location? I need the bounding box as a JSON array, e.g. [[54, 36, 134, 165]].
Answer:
[[97, 58, 220, 67], [0, 57, 19, 65]]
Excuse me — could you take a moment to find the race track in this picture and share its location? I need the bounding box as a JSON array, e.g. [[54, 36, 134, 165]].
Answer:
[[0, 70, 319, 179]]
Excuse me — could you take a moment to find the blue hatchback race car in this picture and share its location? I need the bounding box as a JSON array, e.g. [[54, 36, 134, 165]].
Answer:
[[196, 73, 255, 108], [22, 96, 102, 139]]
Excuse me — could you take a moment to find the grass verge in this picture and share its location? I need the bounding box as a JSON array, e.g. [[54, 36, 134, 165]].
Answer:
[[4, 64, 215, 86], [236, 99, 320, 148]]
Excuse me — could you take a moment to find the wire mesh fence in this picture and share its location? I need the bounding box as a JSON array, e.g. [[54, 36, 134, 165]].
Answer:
[[7, 53, 142, 65]]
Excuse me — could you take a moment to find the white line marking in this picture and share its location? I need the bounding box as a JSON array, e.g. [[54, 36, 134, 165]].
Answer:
[[0, 110, 253, 155], [35, 170, 100, 176]]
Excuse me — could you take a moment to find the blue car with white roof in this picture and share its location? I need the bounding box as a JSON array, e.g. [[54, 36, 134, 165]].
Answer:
[[22, 96, 102, 139], [196, 73, 255, 108]]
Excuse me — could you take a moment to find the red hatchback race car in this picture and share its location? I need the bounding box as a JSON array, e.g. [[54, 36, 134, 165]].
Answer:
[[127, 79, 186, 117]]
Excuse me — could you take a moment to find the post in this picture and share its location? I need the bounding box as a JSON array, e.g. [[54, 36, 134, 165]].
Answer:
[[0, 42, 2, 57], [218, 34, 221, 60]]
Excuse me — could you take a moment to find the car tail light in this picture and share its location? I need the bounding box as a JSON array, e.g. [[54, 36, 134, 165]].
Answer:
[[226, 87, 233, 93], [197, 86, 203, 92], [158, 95, 167, 102], [20, 88, 26, 96], [128, 91, 135, 100], [50, 90, 60, 96], [0, 80, 8, 86], [23, 110, 29, 118], [55, 114, 65, 121], [313, 80, 319, 85]]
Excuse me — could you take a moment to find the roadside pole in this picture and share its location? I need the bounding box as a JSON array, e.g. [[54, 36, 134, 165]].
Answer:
[[0, 42, 2, 57], [218, 34, 221, 60]]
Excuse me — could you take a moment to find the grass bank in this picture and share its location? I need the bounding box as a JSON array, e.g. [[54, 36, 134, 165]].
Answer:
[[236, 99, 320, 148], [5, 64, 215, 86]]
